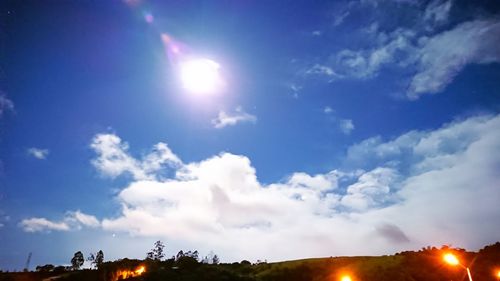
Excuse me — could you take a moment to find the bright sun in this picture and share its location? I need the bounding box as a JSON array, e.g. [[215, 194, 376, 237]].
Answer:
[[179, 58, 224, 95]]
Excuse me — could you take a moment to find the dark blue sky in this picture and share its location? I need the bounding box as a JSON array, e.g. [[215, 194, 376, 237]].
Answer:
[[1, 0, 500, 270]]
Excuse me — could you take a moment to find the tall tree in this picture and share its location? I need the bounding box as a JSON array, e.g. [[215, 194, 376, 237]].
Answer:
[[88, 250, 104, 269], [95, 250, 104, 268], [71, 251, 84, 270], [146, 240, 165, 261]]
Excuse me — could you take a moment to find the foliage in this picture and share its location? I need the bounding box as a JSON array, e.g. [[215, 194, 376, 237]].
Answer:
[[71, 251, 85, 270], [35, 264, 54, 272], [88, 250, 105, 269], [146, 241, 165, 261]]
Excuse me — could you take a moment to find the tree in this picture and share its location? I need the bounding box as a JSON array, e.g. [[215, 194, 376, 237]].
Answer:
[[95, 250, 104, 268], [146, 240, 165, 261], [35, 264, 55, 272], [87, 250, 104, 269], [212, 254, 220, 265], [175, 250, 185, 261], [71, 251, 84, 270]]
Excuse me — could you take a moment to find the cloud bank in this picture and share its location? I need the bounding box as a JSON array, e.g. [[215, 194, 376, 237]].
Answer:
[[21, 114, 500, 261]]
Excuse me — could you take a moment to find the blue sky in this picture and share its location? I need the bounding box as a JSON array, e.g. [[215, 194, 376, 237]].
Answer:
[[1, 0, 500, 270]]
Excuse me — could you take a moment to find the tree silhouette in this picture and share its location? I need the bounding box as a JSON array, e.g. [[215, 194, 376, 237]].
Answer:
[[95, 250, 104, 268], [71, 251, 84, 270], [87, 250, 104, 269], [212, 254, 220, 265], [146, 240, 165, 261]]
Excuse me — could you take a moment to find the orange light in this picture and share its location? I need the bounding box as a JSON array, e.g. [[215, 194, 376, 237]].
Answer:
[[341, 275, 352, 281], [496, 270, 500, 278], [444, 253, 460, 266], [113, 265, 146, 281], [135, 265, 146, 275]]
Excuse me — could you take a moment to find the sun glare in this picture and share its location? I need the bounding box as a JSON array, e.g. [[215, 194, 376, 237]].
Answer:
[[179, 58, 224, 95]]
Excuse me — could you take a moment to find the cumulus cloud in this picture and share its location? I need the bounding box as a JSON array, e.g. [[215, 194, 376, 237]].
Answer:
[[22, 114, 500, 259], [211, 106, 257, 129], [341, 167, 398, 211], [27, 148, 49, 160], [95, 114, 499, 259], [90, 133, 181, 180], [19, 211, 100, 233]]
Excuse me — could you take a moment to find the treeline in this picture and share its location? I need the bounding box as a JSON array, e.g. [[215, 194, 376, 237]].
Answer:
[[1, 241, 499, 281]]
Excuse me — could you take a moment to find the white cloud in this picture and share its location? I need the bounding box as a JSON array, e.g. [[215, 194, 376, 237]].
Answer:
[[408, 19, 500, 99], [324, 106, 333, 114], [90, 133, 181, 180], [339, 119, 355, 135], [333, 11, 350, 27], [340, 167, 398, 211], [20, 218, 70, 233], [0, 94, 14, 117], [66, 210, 100, 228], [305, 0, 499, 99], [95, 114, 499, 259], [305, 64, 341, 81], [27, 148, 49, 160], [423, 0, 453, 26], [211, 106, 257, 129], [23, 115, 500, 259], [312, 30, 322, 36], [333, 28, 417, 79], [20, 211, 100, 233]]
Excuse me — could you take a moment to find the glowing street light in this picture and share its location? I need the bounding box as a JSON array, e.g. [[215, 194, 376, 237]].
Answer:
[[443, 253, 473, 281], [340, 275, 352, 281], [443, 253, 459, 265]]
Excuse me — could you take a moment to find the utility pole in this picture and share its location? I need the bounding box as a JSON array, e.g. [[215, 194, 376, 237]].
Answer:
[[24, 252, 32, 272]]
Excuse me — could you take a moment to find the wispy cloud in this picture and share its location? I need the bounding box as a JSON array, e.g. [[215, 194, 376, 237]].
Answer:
[[20, 210, 100, 233], [0, 94, 14, 117], [423, 0, 453, 26], [339, 119, 355, 135], [302, 1, 500, 99], [323, 107, 354, 135], [27, 148, 49, 160], [333, 11, 350, 27], [408, 19, 500, 99], [211, 106, 257, 129], [324, 106, 334, 114]]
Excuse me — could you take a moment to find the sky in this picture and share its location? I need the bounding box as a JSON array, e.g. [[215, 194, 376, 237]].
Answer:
[[1, 0, 500, 270]]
